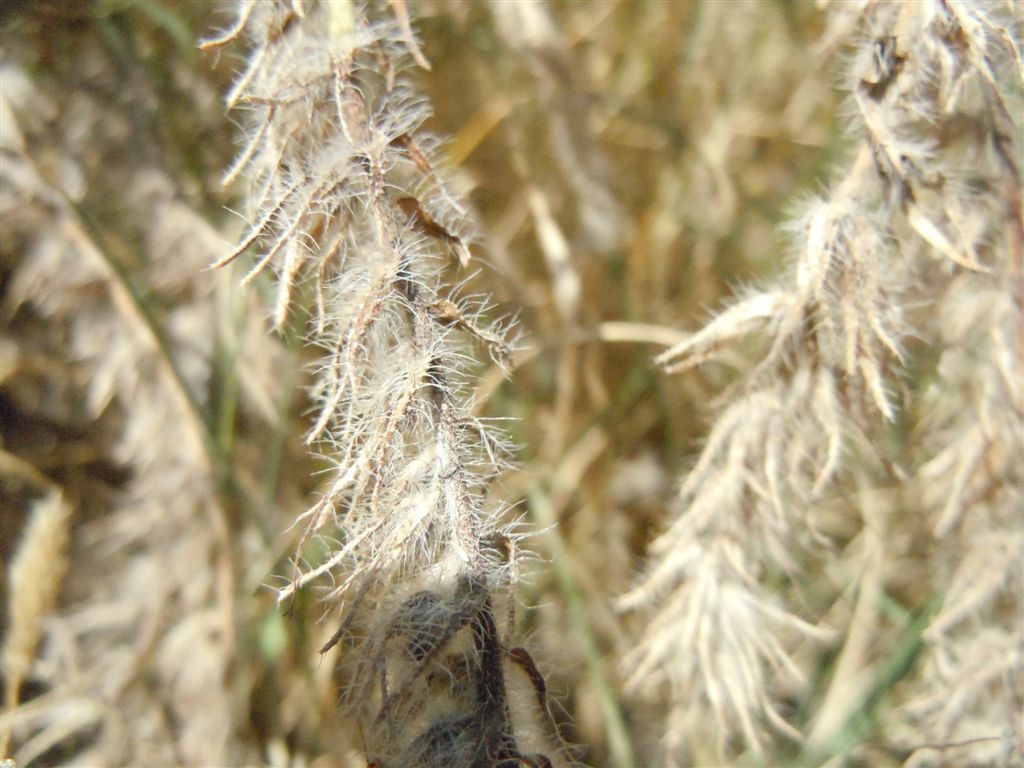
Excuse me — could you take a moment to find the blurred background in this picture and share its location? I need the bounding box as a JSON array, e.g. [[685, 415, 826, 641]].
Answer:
[[1, 1, 1019, 767]]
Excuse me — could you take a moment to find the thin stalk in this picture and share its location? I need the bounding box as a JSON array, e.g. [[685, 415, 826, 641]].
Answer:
[[528, 488, 636, 768]]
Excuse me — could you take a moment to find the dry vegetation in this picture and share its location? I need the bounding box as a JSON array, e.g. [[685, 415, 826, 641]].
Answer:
[[1, 1, 1021, 767]]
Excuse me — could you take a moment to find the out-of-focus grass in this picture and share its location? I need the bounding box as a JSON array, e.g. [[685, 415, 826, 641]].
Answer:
[[5, 1, 1015, 766]]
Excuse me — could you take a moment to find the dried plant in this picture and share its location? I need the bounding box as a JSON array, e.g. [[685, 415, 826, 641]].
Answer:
[[0, 10, 274, 764], [1, 490, 71, 757], [1, 1, 1020, 767], [621, 0, 1022, 764], [202, 1, 569, 764]]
